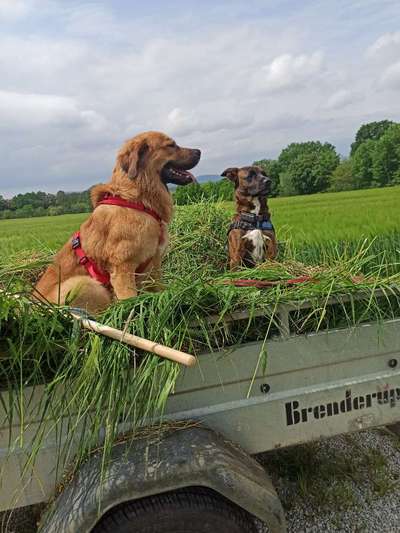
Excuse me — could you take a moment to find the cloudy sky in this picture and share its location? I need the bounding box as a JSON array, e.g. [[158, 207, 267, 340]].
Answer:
[[0, 0, 400, 196]]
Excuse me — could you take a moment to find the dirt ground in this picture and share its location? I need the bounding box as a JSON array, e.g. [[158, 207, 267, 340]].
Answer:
[[257, 427, 400, 532]]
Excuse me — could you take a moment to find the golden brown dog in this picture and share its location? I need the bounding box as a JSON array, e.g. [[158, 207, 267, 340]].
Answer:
[[34, 131, 201, 313], [222, 166, 277, 270]]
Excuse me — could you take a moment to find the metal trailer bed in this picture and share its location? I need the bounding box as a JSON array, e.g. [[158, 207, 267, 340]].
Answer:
[[1, 294, 400, 532]]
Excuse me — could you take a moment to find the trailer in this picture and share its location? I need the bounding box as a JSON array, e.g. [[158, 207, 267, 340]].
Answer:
[[1, 292, 400, 532]]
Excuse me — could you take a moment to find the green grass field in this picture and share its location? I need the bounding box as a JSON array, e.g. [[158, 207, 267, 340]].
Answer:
[[0, 186, 399, 267], [270, 186, 400, 242], [0, 212, 87, 254]]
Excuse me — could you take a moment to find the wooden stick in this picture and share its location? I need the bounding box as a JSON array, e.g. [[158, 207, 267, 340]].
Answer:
[[0, 290, 195, 366], [70, 312, 196, 367]]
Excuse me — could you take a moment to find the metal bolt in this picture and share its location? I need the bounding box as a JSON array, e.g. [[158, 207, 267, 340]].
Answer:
[[260, 383, 270, 394], [388, 358, 398, 369]]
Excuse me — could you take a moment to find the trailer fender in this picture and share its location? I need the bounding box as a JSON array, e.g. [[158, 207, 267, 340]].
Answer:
[[39, 426, 286, 533]]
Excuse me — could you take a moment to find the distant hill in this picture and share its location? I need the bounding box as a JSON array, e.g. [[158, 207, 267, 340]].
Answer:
[[169, 174, 222, 190], [197, 174, 221, 183]]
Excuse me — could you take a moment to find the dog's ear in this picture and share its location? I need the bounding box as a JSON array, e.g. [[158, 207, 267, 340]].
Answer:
[[221, 167, 239, 185], [120, 140, 149, 179]]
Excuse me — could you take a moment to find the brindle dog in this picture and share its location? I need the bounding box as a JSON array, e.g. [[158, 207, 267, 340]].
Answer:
[[222, 166, 277, 270]]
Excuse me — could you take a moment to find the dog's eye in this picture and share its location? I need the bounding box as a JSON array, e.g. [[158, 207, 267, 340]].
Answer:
[[166, 142, 176, 148], [247, 171, 256, 181]]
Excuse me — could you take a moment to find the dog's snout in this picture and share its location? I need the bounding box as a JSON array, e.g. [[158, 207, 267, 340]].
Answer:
[[193, 149, 201, 160]]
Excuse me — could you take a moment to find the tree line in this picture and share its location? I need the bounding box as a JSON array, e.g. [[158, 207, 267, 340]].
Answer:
[[0, 190, 91, 219], [177, 119, 400, 203], [1, 119, 399, 218]]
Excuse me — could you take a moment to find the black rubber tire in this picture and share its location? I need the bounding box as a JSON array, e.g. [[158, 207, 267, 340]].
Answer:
[[92, 487, 257, 533]]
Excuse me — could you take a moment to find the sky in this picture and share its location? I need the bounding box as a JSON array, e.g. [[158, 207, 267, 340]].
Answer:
[[0, 0, 400, 197]]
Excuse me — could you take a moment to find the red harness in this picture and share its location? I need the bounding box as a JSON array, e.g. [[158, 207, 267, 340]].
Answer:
[[72, 195, 165, 287]]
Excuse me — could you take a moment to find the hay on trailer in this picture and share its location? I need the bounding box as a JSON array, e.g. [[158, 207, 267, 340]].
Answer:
[[0, 202, 400, 485]]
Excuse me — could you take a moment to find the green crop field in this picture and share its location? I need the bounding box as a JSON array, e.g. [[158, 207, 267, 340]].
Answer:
[[0, 212, 87, 255], [1, 186, 399, 265]]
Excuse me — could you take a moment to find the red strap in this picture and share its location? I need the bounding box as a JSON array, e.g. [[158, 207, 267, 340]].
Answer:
[[72, 229, 158, 286], [71, 195, 165, 287], [72, 232, 111, 286], [97, 194, 163, 224], [98, 193, 165, 246], [224, 276, 313, 288]]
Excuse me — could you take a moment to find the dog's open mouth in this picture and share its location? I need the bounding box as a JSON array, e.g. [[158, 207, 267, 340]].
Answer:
[[161, 164, 197, 186]]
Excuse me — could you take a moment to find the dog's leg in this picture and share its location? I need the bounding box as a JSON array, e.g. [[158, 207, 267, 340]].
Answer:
[[230, 256, 242, 270], [45, 275, 112, 315], [145, 251, 165, 292], [228, 229, 245, 270], [264, 231, 278, 260], [110, 263, 138, 300]]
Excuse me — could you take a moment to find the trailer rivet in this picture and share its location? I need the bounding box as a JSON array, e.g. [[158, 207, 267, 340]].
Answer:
[[260, 383, 270, 394], [388, 358, 398, 369]]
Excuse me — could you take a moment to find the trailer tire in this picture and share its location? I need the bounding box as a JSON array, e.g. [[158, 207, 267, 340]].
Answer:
[[92, 487, 257, 533]]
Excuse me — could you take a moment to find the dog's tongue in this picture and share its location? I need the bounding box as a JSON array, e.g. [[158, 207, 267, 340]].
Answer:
[[184, 170, 197, 183]]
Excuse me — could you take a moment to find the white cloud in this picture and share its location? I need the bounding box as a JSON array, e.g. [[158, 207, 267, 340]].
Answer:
[[0, 90, 107, 131], [380, 61, 400, 90], [367, 31, 400, 58], [325, 89, 358, 110], [166, 107, 253, 137], [1, 2, 400, 195], [62, 3, 119, 38], [0, 0, 30, 20], [0, 35, 87, 80], [259, 52, 323, 92]]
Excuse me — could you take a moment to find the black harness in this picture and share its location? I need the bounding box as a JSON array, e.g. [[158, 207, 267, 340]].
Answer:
[[228, 212, 275, 234]]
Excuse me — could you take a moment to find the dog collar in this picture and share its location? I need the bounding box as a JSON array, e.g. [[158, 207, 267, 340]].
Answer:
[[97, 194, 164, 224]]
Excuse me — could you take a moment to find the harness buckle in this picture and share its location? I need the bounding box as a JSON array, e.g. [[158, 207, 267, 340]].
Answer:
[[71, 236, 81, 249]]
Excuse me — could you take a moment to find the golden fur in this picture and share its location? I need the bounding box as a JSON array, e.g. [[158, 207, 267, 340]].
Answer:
[[33, 131, 200, 314]]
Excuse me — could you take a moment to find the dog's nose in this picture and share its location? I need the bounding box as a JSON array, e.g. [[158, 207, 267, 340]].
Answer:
[[193, 149, 201, 159]]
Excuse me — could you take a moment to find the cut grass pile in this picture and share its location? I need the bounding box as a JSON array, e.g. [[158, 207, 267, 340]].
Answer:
[[0, 199, 400, 489]]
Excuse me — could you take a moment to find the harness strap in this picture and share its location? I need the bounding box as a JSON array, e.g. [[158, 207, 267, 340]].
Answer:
[[98, 194, 165, 247], [72, 195, 165, 287], [97, 194, 163, 224], [228, 213, 275, 235], [72, 232, 111, 286]]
